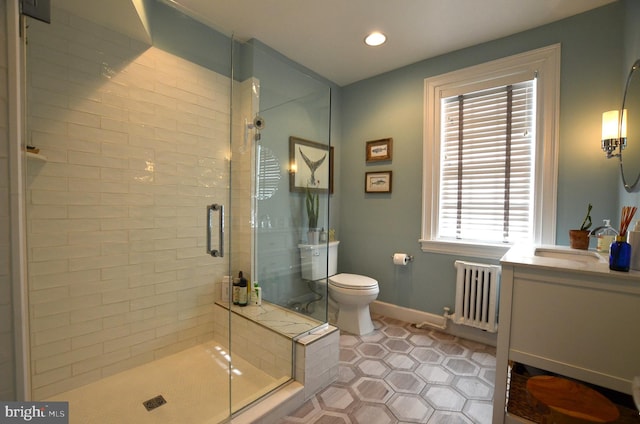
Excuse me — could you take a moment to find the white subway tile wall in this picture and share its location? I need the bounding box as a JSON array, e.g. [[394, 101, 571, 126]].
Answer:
[[26, 8, 231, 399], [0, 0, 16, 401]]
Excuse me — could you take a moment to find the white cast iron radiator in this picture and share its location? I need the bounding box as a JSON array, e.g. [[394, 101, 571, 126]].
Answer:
[[453, 260, 501, 332]]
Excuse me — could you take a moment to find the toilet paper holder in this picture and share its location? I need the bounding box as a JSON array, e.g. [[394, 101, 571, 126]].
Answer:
[[391, 253, 414, 263]]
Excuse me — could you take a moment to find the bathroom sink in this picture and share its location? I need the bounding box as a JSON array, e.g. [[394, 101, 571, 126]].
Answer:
[[534, 247, 603, 262], [502, 245, 612, 273]]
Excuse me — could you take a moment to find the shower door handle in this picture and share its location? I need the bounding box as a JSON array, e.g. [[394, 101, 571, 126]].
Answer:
[[207, 204, 224, 257]]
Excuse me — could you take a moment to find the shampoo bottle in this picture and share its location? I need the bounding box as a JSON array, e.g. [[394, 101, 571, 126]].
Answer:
[[237, 271, 248, 306], [232, 275, 240, 305], [221, 275, 231, 302], [251, 282, 262, 306]]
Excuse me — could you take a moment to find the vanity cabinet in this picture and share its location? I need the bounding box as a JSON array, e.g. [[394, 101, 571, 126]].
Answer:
[[493, 247, 640, 423]]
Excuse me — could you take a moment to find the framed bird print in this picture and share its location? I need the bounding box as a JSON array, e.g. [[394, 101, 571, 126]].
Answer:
[[289, 136, 334, 193]]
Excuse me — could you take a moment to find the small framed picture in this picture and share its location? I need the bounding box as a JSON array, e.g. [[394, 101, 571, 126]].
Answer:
[[365, 171, 392, 193], [366, 138, 393, 162]]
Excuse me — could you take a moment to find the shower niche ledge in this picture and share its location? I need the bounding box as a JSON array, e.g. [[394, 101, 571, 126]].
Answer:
[[26, 151, 47, 161]]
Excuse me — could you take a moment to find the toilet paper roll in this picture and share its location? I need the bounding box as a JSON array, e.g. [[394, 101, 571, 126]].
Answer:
[[393, 253, 410, 265]]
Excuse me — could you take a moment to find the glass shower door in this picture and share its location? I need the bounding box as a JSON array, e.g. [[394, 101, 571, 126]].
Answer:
[[22, 1, 235, 422]]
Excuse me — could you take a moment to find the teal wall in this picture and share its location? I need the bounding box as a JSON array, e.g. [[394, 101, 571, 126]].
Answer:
[[143, 0, 232, 77], [338, 2, 626, 315]]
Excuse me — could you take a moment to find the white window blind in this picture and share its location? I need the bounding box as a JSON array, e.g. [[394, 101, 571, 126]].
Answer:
[[438, 80, 536, 244]]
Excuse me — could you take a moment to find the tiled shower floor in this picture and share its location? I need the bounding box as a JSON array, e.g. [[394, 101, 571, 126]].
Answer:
[[43, 299, 323, 424], [278, 314, 497, 424], [47, 340, 287, 424]]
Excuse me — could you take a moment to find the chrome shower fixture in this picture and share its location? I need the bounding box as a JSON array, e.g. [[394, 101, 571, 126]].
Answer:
[[245, 115, 265, 145], [252, 115, 265, 130]]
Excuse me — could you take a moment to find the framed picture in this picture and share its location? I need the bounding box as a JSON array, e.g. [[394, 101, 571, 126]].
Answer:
[[365, 171, 392, 193], [366, 138, 393, 162], [289, 136, 334, 193]]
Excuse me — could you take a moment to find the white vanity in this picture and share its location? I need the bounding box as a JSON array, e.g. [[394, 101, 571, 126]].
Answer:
[[493, 245, 640, 423]]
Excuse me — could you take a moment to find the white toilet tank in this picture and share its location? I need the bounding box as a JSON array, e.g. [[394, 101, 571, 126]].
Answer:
[[299, 241, 339, 281]]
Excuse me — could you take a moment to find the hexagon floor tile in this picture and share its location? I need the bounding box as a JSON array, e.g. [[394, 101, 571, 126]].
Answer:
[[278, 314, 496, 424]]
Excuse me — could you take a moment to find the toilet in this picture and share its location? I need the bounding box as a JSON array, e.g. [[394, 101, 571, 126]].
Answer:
[[299, 241, 379, 335]]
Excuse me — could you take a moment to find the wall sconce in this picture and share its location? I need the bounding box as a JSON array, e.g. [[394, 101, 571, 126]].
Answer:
[[601, 109, 627, 158]]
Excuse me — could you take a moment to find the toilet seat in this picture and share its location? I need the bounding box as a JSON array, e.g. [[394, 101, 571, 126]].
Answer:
[[329, 273, 378, 290]]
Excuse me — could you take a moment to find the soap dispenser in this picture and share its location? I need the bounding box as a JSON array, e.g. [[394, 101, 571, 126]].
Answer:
[[595, 219, 617, 253]]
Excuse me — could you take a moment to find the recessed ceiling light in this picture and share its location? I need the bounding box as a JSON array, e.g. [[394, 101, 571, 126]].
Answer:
[[364, 31, 386, 47]]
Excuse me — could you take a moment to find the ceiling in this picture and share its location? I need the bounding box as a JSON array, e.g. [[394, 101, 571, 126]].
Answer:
[[168, 0, 616, 86], [54, 0, 617, 86]]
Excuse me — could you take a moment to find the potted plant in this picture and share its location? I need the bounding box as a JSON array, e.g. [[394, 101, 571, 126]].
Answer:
[[569, 203, 592, 250], [306, 186, 319, 244]]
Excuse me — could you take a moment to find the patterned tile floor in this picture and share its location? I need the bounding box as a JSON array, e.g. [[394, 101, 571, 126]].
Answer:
[[278, 314, 496, 424]]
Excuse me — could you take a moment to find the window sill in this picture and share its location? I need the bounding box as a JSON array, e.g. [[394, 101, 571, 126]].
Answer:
[[419, 239, 511, 260]]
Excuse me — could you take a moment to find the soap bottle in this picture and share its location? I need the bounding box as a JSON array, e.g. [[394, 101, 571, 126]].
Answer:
[[596, 219, 618, 253], [232, 275, 241, 305], [319, 228, 327, 243], [237, 271, 248, 306], [251, 281, 262, 306], [628, 220, 640, 270], [221, 275, 231, 302]]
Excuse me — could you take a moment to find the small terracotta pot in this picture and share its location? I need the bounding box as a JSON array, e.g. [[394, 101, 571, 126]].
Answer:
[[569, 229, 590, 250]]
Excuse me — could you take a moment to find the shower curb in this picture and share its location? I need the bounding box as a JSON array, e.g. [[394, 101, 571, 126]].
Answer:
[[231, 381, 304, 424]]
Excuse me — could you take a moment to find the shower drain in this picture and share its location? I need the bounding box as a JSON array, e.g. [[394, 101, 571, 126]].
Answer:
[[143, 395, 167, 411]]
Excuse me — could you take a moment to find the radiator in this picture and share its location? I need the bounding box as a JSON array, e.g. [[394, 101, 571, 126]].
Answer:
[[453, 260, 501, 332]]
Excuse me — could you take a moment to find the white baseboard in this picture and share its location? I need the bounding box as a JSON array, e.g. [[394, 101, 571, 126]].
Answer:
[[371, 300, 447, 328], [370, 300, 497, 347]]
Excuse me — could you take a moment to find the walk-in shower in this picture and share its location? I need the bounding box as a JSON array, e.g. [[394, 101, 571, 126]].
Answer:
[[13, 0, 333, 422]]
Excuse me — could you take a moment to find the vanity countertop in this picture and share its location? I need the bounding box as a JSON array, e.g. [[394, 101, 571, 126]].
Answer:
[[501, 244, 640, 281]]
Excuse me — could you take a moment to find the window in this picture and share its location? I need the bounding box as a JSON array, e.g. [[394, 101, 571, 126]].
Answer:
[[440, 81, 536, 243], [421, 45, 560, 259]]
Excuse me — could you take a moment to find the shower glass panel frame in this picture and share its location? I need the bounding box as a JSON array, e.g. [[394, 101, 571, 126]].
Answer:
[[235, 40, 333, 326], [226, 38, 333, 414]]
